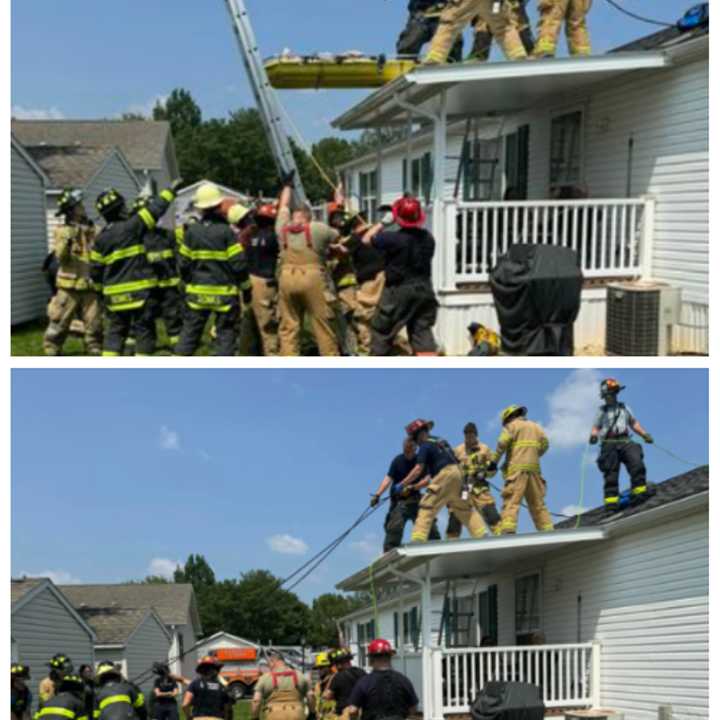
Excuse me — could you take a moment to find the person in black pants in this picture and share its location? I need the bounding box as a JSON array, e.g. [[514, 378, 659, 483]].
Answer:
[[152, 663, 180, 720], [397, 0, 463, 61]]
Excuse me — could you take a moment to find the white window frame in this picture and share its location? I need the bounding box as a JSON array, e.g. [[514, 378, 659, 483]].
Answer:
[[514, 570, 543, 641], [359, 169, 378, 222], [549, 105, 586, 188]]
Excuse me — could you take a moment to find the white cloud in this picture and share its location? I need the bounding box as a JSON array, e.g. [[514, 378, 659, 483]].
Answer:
[[561, 505, 589, 517], [21, 569, 82, 584], [147, 558, 180, 580], [12, 105, 65, 120], [125, 94, 168, 119], [267, 534, 308, 556], [159, 425, 181, 451], [544, 369, 601, 450]]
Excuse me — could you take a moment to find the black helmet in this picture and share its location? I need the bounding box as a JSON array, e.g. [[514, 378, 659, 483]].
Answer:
[[130, 196, 150, 216], [59, 674, 85, 693], [95, 188, 126, 219], [48, 654, 74, 674], [11, 664, 31, 679], [56, 188, 84, 218], [95, 661, 123, 684]]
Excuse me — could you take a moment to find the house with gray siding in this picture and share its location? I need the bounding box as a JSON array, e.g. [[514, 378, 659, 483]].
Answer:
[[11, 578, 96, 707], [11, 135, 51, 325], [60, 583, 202, 680], [337, 466, 708, 720]]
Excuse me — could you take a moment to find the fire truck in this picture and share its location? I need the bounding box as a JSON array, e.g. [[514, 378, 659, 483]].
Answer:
[[211, 647, 263, 700]]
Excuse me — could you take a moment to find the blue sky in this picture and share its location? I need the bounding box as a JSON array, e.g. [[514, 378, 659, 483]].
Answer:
[[11, 0, 695, 142], [11, 368, 708, 602]]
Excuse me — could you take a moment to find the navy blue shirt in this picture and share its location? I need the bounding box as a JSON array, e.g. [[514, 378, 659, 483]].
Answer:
[[416, 437, 457, 477], [348, 669, 419, 720], [372, 229, 435, 286], [388, 453, 419, 499]]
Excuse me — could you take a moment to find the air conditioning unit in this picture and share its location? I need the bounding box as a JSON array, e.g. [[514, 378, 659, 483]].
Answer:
[[605, 281, 682, 356]]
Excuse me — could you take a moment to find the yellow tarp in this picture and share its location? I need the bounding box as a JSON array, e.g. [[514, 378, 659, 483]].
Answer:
[[265, 57, 417, 89]]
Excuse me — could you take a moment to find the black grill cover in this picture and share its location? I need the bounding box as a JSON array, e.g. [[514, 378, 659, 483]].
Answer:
[[490, 244, 583, 356], [470, 682, 545, 720]]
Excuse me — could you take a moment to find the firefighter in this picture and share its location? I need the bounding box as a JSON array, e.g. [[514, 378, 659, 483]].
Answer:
[[39, 654, 74, 707], [346, 640, 418, 720], [487, 405, 554, 534], [424, 0, 528, 65], [324, 649, 365, 720], [183, 656, 232, 720], [467, 322, 500, 356], [468, 0, 534, 60], [312, 653, 337, 720], [397, 1, 463, 62], [91, 184, 178, 356], [275, 171, 342, 356], [152, 662, 181, 720], [237, 202, 280, 356], [77, 665, 95, 720], [590, 378, 654, 512], [361, 196, 439, 356], [36, 675, 88, 720], [11, 664, 32, 720], [533, 0, 592, 57], [43, 188, 102, 356], [446, 422, 502, 538], [129, 197, 183, 350], [175, 183, 252, 356], [371, 437, 441, 551], [251, 651, 314, 720], [404, 420, 486, 542], [94, 662, 146, 720]]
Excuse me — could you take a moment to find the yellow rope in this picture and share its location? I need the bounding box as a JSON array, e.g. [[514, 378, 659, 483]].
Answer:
[[368, 560, 379, 632]]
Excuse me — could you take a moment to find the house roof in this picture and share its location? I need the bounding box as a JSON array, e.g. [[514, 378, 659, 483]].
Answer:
[[11, 577, 46, 605], [11, 120, 172, 171], [611, 20, 709, 53], [25, 144, 118, 189], [58, 583, 198, 628], [76, 606, 157, 646]]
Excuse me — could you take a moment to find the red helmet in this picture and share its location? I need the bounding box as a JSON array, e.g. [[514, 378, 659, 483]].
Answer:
[[405, 418, 434, 437], [368, 639, 395, 657], [196, 655, 222, 671], [392, 195, 426, 229], [327, 201, 345, 217], [257, 203, 278, 220]]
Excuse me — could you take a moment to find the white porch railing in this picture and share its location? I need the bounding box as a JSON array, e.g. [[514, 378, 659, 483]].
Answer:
[[445, 197, 655, 285], [437, 643, 598, 712]]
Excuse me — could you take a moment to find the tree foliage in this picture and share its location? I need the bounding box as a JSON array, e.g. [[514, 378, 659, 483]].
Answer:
[[153, 89, 202, 137]]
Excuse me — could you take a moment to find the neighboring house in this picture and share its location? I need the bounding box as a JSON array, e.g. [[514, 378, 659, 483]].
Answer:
[[11, 134, 51, 325], [59, 583, 203, 679], [24, 143, 141, 247], [11, 119, 179, 195], [190, 631, 260, 661], [336, 466, 709, 720], [74, 605, 171, 695], [174, 180, 251, 224], [11, 578, 96, 708], [334, 24, 709, 355]]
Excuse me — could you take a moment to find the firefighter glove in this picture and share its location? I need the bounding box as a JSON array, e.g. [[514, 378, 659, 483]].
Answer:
[[486, 461, 498, 473], [370, 494, 380, 508], [281, 169, 296, 187], [242, 287, 252, 305], [643, 434, 654, 444], [589, 435, 599, 445], [170, 177, 184, 194]]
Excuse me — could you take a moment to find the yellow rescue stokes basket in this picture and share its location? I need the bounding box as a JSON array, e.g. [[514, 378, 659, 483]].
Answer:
[[264, 56, 417, 89]]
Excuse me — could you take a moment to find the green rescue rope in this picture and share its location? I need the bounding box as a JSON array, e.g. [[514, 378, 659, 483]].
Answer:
[[368, 560, 379, 631], [651, 442, 704, 469], [576, 444, 591, 528]]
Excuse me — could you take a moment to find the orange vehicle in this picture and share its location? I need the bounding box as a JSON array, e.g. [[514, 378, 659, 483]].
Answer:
[[212, 648, 262, 700]]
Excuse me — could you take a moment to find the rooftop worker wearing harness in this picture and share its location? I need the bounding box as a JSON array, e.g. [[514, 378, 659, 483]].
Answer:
[[183, 656, 233, 720], [11, 664, 32, 720], [423, 0, 528, 65], [94, 662, 146, 720], [252, 651, 314, 720], [91, 183, 179, 357], [324, 649, 365, 720], [371, 436, 441, 551], [446, 422, 502, 539], [590, 378, 654, 513], [175, 183, 252, 356], [533, 0, 592, 58], [275, 171, 342, 356], [36, 675, 88, 720], [397, 1, 463, 62], [361, 196, 439, 356], [468, 0, 534, 61], [346, 640, 418, 720], [312, 653, 337, 720], [487, 405, 554, 535], [404, 420, 486, 542], [39, 654, 74, 707], [43, 188, 102, 356]]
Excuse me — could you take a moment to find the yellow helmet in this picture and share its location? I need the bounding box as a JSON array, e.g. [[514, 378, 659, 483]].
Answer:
[[501, 405, 527, 424], [95, 661, 122, 683], [313, 652, 331, 669], [228, 204, 249, 225], [193, 183, 224, 210]]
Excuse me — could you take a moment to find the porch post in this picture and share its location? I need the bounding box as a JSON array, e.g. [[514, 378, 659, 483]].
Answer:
[[421, 563, 435, 720], [640, 194, 656, 280], [376, 131, 383, 214], [432, 92, 448, 294], [591, 641, 601, 708]]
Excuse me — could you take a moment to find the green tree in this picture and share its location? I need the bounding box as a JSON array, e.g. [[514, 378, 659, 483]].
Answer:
[[174, 554, 216, 587], [307, 593, 366, 647], [153, 88, 202, 137]]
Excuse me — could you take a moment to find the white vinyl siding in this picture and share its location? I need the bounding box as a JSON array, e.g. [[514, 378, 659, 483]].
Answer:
[[11, 142, 50, 324], [125, 614, 172, 696]]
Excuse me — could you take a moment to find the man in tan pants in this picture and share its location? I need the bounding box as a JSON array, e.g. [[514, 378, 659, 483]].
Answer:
[[252, 652, 314, 720], [487, 405, 555, 534], [533, 0, 592, 57], [469, 0, 534, 61], [402, 419, 486, 542], [424, 0, 528, 64], [275, 173, 341, 356]]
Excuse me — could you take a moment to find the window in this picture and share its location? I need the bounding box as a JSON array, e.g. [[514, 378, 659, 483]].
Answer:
[[357, 620, 376, 666], [402, 607, 421, 650], [462, 139, 502, 201], [359, 170, 378, 222], [515, 573, 541, 645], [393, 612, 399, 651], [402, 153, 433, 203], [443, 595, 477, 647], [550, 111, 583, 186], [177, 632, 184, 661], [504, 125, 530, 199], [478, 585, 498, 646]]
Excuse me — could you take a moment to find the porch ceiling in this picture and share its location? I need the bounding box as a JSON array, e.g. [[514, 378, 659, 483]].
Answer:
[[336, 527, 607, 592], [332, 51, 670, 130]]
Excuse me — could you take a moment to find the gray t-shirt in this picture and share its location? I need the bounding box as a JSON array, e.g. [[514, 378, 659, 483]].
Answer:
[[593, 404, 636, 438]]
